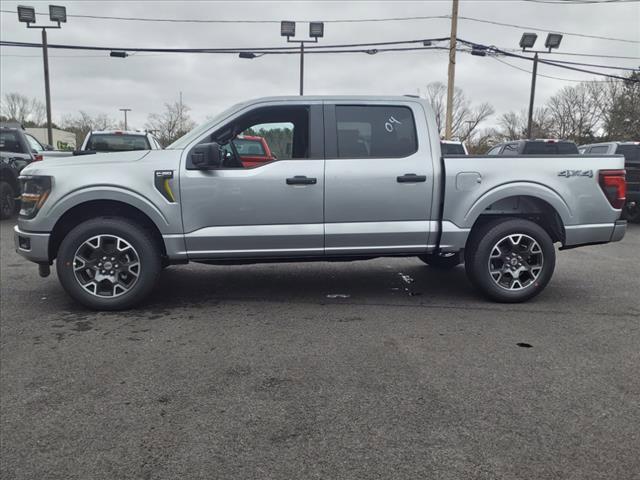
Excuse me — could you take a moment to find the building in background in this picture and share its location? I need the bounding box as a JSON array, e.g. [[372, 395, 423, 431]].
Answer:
[[25, 127, 76, 150]]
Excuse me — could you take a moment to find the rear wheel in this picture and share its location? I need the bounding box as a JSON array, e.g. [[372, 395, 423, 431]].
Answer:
[[419, 252, 462, 269], [56, 217, 162, 310], [623, 202, 640, 223], [465, 218, 555, 303], [0, 181, 16, 220]]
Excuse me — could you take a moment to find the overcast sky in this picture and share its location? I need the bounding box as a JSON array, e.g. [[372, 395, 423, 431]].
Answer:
[[1, 0, 638, 130]]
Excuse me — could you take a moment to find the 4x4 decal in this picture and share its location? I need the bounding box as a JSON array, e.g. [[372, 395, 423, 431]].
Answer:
[[558, 170, 593, 178], [154, 170, 176, 202]]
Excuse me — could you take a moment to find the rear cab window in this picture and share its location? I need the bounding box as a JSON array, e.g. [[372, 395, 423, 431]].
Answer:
[[441, 142, 466, 155], [0, 131, 24, 153], [588, 145, 609, 154], [86, 134, 151, 152], [615, 144, 640, 163], [334, 105, 418, 158], [522, 141, 578, 155]]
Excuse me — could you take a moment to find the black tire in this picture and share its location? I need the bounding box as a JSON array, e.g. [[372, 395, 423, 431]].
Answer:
[[419, 252, 462, 269], [464, 218, 556, 303], [0, 181, 16, 220], [56, 217, 162, 310], [623, 202, 640, 223]]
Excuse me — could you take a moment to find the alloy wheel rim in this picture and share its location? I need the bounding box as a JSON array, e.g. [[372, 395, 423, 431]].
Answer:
[[73, 234, 140, 298], [488, 234, 544, 291]]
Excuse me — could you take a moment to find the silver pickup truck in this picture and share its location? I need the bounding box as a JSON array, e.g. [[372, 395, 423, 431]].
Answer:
[[13, 96, 627, 310]]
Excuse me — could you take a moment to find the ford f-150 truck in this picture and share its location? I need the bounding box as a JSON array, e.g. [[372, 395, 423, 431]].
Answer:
[[13, 96, 627, 310]]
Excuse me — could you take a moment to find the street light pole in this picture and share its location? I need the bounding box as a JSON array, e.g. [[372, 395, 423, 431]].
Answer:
[[299, 42, 305, 96], [519, 32, 563, 139], [119, 108, 131, 130], [17, 4, 67, 147], [526, 53, 539, 139], [41, 28, 53, 145]]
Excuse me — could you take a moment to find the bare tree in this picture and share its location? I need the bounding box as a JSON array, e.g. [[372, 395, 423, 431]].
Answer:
[[145, 101, 196, 147], [423, 82, 494, 140], [60, 111, 116, 145], [545, 82, 607, 143], [497, 108, 550, 141], [0, 93, 46, 126]]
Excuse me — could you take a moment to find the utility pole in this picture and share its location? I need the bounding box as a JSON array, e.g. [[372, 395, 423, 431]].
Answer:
[[526, 53, 539, 139], [444, 0, 459, 140], [119, 108, 131, 130], [179, 91, 183, 132], [299, 42, 305, 95], [41, 28, 53, 145]]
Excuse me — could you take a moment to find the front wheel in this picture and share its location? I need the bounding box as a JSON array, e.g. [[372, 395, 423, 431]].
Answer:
[[464, 218, 556, 303], [56, 217, 162, 310], [0, 181, 16, 220]]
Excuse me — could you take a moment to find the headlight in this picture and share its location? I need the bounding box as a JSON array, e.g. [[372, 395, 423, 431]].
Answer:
[[19, 175, 52, 219]]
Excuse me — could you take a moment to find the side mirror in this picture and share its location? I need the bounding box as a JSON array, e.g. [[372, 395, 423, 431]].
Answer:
[[44, 144, 54, 151], [188, 142, 223, 170]]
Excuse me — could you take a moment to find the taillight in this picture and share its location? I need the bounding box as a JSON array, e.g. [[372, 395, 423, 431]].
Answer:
[[598, 169, 626, 209], [34, 154, 43, 161]]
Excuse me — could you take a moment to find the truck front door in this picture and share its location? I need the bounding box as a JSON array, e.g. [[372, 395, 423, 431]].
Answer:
[[180, 103, 325, 259], [323, 102, 436, 254]]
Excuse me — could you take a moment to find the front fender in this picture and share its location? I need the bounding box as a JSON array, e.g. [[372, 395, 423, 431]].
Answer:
[[21, 185, 173, 234]]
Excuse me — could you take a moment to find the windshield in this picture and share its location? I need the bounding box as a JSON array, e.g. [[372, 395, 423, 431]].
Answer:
[[166, 102, 246, 150], [86, 134, 150, 152], [616, 144, 640, 163], [441, 142, 466, 155], [523, 141, 578, 155]]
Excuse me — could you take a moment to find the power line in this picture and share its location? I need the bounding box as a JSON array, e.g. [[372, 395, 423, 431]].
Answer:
[[456, 40, 637, 81], [457, 16, 639, 44], [522, 0, 638, 4], [491, 55, 617, 82], [0, 37, 636, 82], [0, 8, 638, 44]]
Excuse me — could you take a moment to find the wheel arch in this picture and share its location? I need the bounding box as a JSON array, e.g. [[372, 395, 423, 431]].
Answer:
[[466, 188, 568, 246], [49, 199, 167, 261]]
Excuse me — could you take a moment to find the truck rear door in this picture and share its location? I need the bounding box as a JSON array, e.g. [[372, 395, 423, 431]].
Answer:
[[323, 102, 435, 254]]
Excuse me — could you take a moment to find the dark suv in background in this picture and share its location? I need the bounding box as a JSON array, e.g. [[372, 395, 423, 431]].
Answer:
[[580, 141, 640, 222], [0, 125, 44, 219]]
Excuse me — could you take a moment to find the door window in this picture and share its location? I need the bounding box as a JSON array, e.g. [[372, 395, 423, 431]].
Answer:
[[487, 145, 502, 155], [335, 105, 417, 158], [211, 106, 309, 168]]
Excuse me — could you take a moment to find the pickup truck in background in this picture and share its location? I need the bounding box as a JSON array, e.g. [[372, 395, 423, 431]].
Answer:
[[13, 96, 627, 310], [223, 135, 277, 168], [76, 130, 163, 155], [579, 141, 640, 223]]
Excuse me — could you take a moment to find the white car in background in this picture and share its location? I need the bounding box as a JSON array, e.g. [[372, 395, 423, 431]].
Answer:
[[78, 130, 163, 154]]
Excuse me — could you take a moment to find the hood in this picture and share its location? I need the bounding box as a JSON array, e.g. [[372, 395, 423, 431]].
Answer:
[[21, 150, 150, 174]]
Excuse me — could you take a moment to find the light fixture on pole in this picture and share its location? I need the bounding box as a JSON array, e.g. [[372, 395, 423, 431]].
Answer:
[[281, 20, 324, 96], [519, 32, 563, 139], [17, 4, 67, 146]]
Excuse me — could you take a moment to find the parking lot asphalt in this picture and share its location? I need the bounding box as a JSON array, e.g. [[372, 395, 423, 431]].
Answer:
[[1, 218, 639, 480]]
